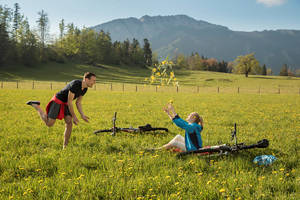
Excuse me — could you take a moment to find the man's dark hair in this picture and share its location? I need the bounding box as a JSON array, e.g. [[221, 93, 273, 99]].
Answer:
[[84, 72, 96, 79]]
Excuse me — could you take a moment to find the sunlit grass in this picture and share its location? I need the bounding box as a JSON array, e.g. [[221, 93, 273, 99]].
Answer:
[[0, 89, 299, 199]]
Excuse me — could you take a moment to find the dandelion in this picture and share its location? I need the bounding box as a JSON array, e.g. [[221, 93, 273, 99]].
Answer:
[[170, 72, 174, 78], [207, 180, 212, 185], [36, 169, 41, 172], [219, 188, 226, 193], [280, 168, 284, 171], [23, 192, 27, 195], [286, 173, 290, 177], [175, 182, 179, 185], [165, 176, 171, 179], [152, 68, 157, 73]]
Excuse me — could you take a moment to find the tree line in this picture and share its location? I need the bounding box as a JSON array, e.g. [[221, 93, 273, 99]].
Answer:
[[172, 52, 299, 77], [0, 3, 153, 68]]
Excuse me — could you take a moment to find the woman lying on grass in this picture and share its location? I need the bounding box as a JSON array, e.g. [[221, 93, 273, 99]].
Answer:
[[151, 103, 204, 152]]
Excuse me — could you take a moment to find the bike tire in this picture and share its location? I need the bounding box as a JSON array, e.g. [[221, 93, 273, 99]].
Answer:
[[143, 128, 169, 132], [94, 129, 113, 134], [178, 145, 232, 157], [236, 139, 269, 150]]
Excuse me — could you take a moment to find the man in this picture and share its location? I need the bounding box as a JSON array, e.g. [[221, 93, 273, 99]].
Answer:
[[27, 72, 96, 149]]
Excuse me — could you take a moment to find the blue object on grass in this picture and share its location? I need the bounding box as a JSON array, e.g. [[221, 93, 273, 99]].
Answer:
[[253, 155, 277, 165]]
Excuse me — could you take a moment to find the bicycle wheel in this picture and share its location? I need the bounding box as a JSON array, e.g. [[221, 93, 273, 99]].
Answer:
[[150, 128, 169, 132], [237, 139, 269, 150], [178, 144, 232, 157], [94, 129, 112, 134]]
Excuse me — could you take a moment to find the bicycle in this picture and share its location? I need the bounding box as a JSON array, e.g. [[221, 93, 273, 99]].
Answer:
[[94, 112, 169, 136], [178, 123, 269, 157]]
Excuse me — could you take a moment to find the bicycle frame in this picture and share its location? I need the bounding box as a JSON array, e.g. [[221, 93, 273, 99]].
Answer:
[[94, 112, 169, 136]]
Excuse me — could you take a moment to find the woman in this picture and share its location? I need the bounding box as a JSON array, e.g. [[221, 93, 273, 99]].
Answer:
[[152, 103, 203, 152]]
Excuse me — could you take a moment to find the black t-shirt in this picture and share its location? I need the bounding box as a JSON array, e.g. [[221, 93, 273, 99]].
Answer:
[[56, 80, 88, 102]]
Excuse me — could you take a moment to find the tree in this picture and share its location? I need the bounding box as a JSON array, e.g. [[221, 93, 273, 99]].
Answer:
[[233, 53, 260, 77], [0, 5, 11, 66], [143, 38, 152, 66], [175, 53, 187, 68], [267, 68, 273, 76], [279, 64, 288, 76], [12, 3, 22, 41], [19, 19, 39, 66], [36, 9, 49, 62], [59, 19, 65, 47], [262, 64, 267, 75]]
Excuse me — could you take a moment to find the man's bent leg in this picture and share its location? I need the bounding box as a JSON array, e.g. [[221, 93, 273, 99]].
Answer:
[[63, 115, 73, 149], [31, 104, 56, 127]]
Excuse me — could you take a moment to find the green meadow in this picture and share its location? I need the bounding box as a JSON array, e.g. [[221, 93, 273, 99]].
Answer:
[[0, 89, 299, 200], [0, 63, 299, 199]]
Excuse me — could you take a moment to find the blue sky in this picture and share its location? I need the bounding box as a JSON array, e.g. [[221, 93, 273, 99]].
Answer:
[[1, 0, 299, 36]]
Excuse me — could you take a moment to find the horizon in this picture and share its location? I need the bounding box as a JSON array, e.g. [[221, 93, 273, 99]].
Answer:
[[1, 0, 300, 37]]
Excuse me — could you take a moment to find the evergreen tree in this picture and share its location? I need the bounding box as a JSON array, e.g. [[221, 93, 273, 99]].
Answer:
[[59, 19, 65, 48], [36, 9, 49, 62], [143, 38, 152, 66], [12, 3, 22, 41], [262, 64, 267, 75], [279, 64, 288, 76], [0, 5, 11, 66]]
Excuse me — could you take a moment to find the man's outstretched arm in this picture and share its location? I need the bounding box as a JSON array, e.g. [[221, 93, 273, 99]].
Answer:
[[76, 96, 89, 122], [68, 91, 79, 125]]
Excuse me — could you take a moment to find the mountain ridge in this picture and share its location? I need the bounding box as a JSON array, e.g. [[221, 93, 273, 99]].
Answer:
[[91, 15, 300, 74]]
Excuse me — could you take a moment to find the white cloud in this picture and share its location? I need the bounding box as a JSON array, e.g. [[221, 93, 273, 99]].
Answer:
[[256, 0, 287, 7]]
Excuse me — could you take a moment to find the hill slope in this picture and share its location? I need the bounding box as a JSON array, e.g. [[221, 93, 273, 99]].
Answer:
[[0, 62, 299, 91], [91, 15, 300, 74]]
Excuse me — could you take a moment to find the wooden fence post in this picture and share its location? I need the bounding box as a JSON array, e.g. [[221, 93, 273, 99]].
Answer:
[[217, 86, 219, 93], [238, 87, 240, 94], [258, 86, 261, 94], [32, 81, 34, 89], [17, 81, 18, 89], [110, 83, 112, 91], [50, 82, 52, 90], [176, 86, 179, 93], [278, 87, 280, 94], [156, 86, 157, 92], [122, 83, 124, 92], [136, 85, 137, 92], [94, 84, 96, 90]]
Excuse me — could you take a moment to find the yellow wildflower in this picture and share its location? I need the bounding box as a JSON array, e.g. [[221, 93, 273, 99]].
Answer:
[[219, 188, 225, 193]]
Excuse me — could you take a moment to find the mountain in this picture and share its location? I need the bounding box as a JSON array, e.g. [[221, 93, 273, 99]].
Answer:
[[90, 15, 300, 74]]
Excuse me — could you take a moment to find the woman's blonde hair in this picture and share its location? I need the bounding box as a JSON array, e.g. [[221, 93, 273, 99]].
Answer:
[[191, 112, 204, 128]]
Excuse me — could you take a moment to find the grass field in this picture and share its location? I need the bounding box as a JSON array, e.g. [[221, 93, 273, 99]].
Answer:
[[0, 89, 299, 199]]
